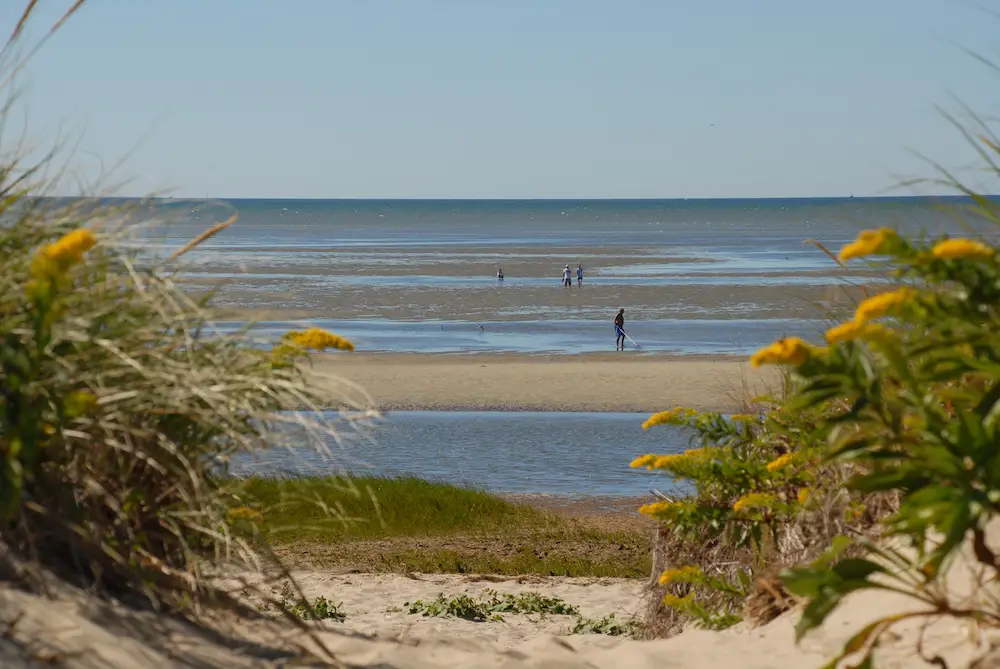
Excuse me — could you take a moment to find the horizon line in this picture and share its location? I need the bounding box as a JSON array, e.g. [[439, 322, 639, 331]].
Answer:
[[50, 194, 997, 202]]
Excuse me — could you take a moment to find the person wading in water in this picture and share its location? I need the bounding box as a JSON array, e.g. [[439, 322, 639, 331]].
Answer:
[[613, 308, 626, 351]]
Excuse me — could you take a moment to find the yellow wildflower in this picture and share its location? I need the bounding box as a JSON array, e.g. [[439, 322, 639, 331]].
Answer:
[[732, 492, 776, 512], [730, 413, 755, 422], [765, 453, 795, 473], [797, 488, 810, 505], [824, 321, 892, 345], [854, 288, 916, 324], [227, 506, 262, 521], [641, 407, 696, 430], [931, 238, 995, 262], [659, 566, 703, 586], [749, 337, 813, 369], [638, 501, 673, 516], [282, 328, 355, 352], [662, 593, 695, 608], [30, 228, 98, 281], [638, 500, 692, 517], [838, 228, 896, 262], [629, 454, 657, 469], [40, 228, 97, 265], [652, 454, 684, 469]]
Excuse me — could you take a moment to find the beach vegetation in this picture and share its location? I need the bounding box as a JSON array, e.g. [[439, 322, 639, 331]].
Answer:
[[262, 582, 346, 622], [631, 394, 890, 636], [0, 4, 368, 662], [570, 613, 642, 637], [404, 589, 580, 622], [249, 475, 652, 578], [633, 92, 1000, 669]]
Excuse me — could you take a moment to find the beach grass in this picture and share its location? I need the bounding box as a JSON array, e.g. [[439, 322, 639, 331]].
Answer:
[[245, 475, 652, 578]]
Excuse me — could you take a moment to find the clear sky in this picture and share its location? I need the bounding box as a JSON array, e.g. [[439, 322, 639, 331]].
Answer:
[[5, 0, 1000, 199]]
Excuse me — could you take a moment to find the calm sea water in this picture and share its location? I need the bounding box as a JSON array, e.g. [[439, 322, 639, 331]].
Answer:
[[228, 411, 692, 497], [138, 197, 969, 251], [130, 197, 976, 355]]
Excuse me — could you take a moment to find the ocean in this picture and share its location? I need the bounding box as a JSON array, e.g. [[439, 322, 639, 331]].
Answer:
[[132, 197, 965, 356], [129, 197, 976, 495]]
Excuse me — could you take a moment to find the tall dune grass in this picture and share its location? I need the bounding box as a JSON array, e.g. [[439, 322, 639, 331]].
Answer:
[[0, 5, 372, 641]]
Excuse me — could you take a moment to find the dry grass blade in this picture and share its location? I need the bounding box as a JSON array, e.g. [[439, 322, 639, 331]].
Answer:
[[164, 214, 237, 263], [8, 0, 38, 43], [803, 238, 846, 271]]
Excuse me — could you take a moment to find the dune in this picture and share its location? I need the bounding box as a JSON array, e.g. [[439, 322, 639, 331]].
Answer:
[[2, 539, 992, 669]]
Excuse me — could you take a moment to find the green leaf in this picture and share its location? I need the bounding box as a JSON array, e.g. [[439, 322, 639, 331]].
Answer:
[[849, 469, 932, 493], [832, 558, 886, 581], [795, 590, 843, 641], [780, 568, 827, 598]]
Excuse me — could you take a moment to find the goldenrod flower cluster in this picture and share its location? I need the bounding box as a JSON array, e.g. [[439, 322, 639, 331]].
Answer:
[[797, 488, 810, 505], [632, 449, 711, 471], [732, 492, 776, 512], [659, 565, 703, 586], [630, 454, 657, 469], [825, 320, 891, 345], [821, 287, 914, 351], [30, 228, 97, 279], [641, 407, 696, 430], [638, 500, 691, 517], [853, 288, 915, 324], [662, 593, 695, 608], [749, 337, 813, 369], [931, 238, 995, 262], [838, 228, 896, 262], [282, 328, 355, 352], [41, 229, 97, 265], [765, 452, 795, 473]]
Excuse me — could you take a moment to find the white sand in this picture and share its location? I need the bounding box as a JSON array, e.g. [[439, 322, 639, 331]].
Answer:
[[2, 560, 992, 669], [248, 572, 645, 649]]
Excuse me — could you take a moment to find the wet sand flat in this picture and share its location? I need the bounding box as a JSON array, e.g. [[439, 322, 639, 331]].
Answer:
[[315, 352, 781, 413]]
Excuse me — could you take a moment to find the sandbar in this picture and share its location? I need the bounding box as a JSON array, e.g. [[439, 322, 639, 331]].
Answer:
[[313, 352, 781, 413]]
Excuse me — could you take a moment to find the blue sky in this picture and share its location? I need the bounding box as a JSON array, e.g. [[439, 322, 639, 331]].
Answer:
[[6, 0, 1000, 198]]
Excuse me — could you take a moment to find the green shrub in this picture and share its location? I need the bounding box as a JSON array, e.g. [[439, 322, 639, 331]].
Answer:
[[630, 393, 892, 634], [764, 220, 1000, 666]]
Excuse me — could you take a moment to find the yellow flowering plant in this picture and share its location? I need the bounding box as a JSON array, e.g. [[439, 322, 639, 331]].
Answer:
[[632, 401, 836, 631], [765, 222, 1000, 666], [0, 198, 369, 614]]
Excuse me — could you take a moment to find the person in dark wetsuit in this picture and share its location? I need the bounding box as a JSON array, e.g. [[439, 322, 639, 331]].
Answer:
[[613, 308, 626, 351], [497, 268, 504, 282]]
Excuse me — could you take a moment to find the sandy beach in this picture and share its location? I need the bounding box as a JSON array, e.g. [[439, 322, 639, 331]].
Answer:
[[2, 562, 981, 669], [314, 352, 781, 413]]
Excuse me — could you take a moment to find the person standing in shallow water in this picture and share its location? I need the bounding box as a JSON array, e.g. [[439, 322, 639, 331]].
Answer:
[[613, 308, 626, 351], [576, 264, 584, 287], [562, 265, 572, 287], [497, 268, 504, 282]]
